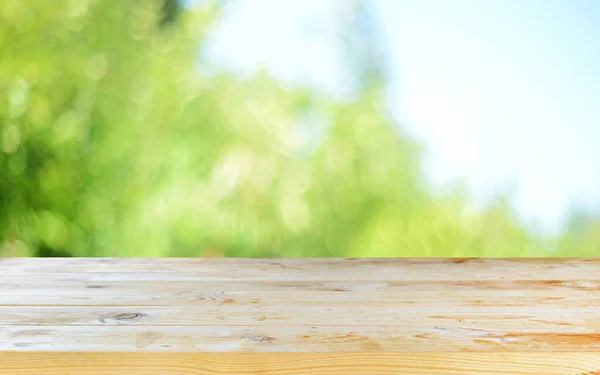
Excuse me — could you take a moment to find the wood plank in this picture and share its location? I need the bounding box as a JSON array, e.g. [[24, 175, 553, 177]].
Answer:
[[2, 352, 600, 374], [2, 289, 600, 307], [0, 257, 595, 268], [4, 325, 600, 352], [4, 278, 600, 292], [2, 258, 600, 281], [1, 305, 600, 332]]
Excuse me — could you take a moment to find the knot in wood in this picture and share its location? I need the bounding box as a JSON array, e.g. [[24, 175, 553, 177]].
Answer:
[[245, 335, 276, 343], [99, 312, 146, 323], [85, 284, 107, 289], [114, 313, 145, 321]]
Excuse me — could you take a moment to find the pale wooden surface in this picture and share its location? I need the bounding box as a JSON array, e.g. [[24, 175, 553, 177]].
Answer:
[[2, 258, 600, 374]]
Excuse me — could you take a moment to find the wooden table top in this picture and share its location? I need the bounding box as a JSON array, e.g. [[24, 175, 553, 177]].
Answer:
[[2, 258, 600, 374]]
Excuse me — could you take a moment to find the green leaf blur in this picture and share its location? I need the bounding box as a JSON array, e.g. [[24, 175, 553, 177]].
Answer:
[[1, 0, 597, 257]]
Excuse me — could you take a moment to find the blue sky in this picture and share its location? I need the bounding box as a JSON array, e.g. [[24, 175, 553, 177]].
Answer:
[[201, 0, 600, 234]]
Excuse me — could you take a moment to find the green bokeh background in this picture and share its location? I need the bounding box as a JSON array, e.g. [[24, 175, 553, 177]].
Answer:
[[1, 0, 598, 257]]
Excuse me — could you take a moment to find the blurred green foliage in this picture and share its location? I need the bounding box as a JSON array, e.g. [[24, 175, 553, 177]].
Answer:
[[1, 0, 598, 257]]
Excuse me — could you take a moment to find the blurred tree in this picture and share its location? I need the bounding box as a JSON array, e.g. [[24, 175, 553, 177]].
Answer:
[[0, 0, 222, 256], [160, 0, 182, 27], [0, 0, 589, 257], [555, 206, 600, 256]]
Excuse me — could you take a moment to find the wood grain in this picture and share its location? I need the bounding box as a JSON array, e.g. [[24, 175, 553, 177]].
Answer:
[[3, 305, 600, 329], [2, 258, 600, 374], [2, 258, 600, 280], [2, 352, 600, 374]]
